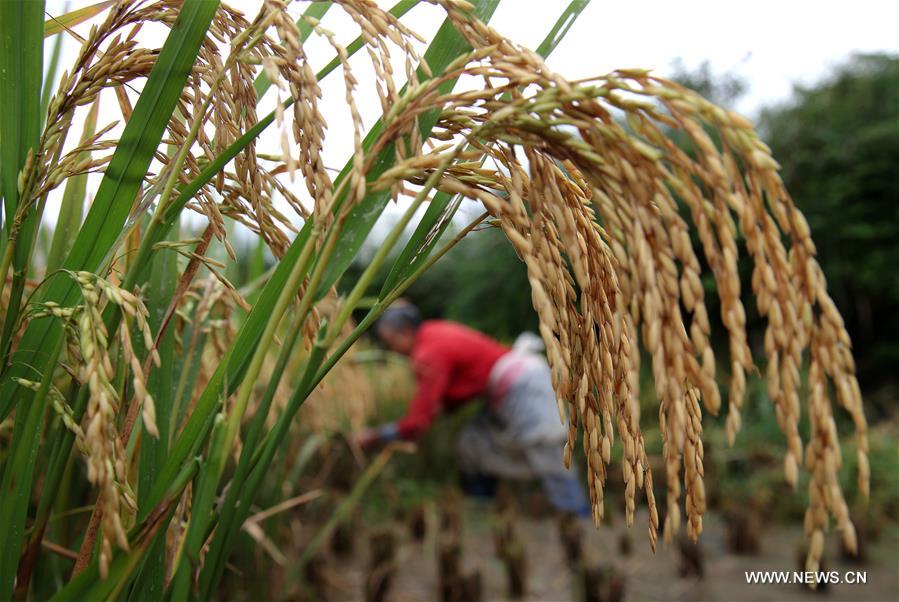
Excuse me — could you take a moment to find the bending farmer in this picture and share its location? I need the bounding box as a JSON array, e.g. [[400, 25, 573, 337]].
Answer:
[[354, 303, 589, 515]]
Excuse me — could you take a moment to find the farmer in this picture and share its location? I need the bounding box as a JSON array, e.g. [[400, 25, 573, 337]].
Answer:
[[354, 303, 590, 515]]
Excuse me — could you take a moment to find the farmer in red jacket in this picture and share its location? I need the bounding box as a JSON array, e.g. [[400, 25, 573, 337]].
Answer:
[[354, 303, 589, 515]]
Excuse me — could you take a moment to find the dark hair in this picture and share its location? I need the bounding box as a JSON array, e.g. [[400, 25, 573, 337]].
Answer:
[[375, 304, 422, 335]]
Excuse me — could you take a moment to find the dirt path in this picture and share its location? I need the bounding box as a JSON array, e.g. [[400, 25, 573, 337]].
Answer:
[[324, 502, 899, 602]]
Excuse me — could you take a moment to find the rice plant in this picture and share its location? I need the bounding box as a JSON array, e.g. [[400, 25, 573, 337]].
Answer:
[[0, 0, 867, 599]]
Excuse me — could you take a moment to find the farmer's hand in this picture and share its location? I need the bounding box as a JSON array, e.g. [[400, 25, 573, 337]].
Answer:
[[352, 427, 381, 450]]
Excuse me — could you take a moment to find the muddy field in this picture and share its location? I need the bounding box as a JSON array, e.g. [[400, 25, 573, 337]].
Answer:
[[309, 503, 899, 602]]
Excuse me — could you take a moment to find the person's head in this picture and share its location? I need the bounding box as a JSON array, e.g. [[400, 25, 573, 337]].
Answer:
[[375, 303, 422, 356]]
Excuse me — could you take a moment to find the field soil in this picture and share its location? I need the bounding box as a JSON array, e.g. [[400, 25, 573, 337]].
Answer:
[[320, 502, 899, 602]]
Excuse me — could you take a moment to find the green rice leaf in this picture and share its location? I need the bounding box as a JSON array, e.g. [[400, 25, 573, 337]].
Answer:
[[0, 4, 46, 597], [128, 223, 179, 602], [0, 0, 43, 230], [0, 0, 45, 362], [43, 1, 115, 38], [0, 0, 221, 419], [379, 190, 460, 295], [534, 0, 591, 57], [168, 414, 227, 602], [0, 338, 63, 602]]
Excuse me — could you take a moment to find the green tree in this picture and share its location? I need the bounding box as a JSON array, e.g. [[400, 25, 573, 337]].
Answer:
[[670, 58, 747, 107]]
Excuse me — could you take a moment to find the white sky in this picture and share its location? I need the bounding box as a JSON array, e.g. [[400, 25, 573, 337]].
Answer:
[[39, 0, 899, 245], [43, 0, 899, 129], [534, 0, 899, 116]]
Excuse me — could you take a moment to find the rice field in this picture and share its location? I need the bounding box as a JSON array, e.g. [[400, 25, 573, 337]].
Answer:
[[0, 1, 883, 600]]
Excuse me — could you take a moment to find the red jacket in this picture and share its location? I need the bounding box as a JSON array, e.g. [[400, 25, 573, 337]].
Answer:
[[396, 320, 508, 439]]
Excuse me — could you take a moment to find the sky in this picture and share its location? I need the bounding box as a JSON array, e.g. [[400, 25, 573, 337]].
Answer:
[[39, 0, 899, 239], [532, 0, 899, 116], [43, 0, 899, 123]]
